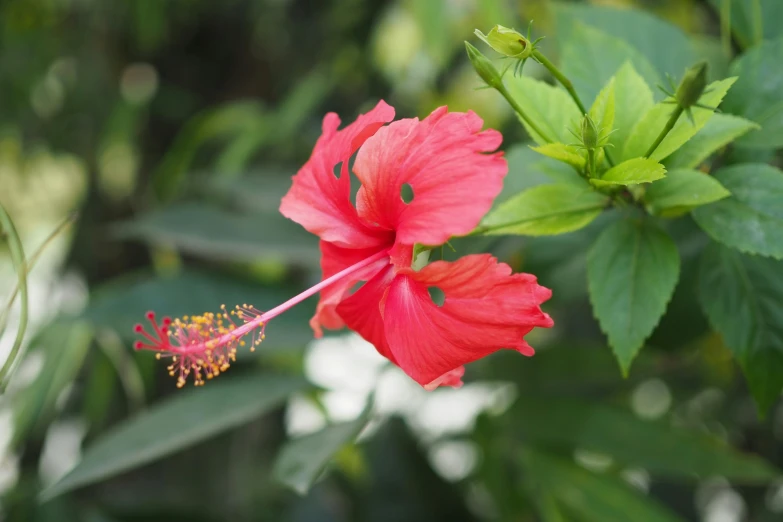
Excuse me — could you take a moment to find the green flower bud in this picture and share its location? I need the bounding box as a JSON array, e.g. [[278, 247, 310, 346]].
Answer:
[[474, 25, 533, 60], [581, 114, 599, 150], [465, 41, 503, 89], [675, 61, 708, 109]]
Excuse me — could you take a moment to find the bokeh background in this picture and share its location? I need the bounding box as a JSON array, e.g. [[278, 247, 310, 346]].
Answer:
[[2, 0, 783, 521]]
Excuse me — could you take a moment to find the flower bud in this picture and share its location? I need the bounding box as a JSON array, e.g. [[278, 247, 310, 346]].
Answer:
[[474, 25, 533, 60], [465, 41, 503, 89], [580, 114, 599, 150], [675, 61, 708, 109]]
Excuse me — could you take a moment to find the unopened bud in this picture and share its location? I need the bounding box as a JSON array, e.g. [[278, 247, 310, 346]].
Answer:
[[581, 114, 599, 150], [465, 41, 503, 89], [474, 25, 533, 60], [675, 61, 708, 109]]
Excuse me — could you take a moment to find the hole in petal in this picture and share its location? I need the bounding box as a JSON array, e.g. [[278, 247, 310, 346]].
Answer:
[[400, 183, 414, 204], [333, 161, 343, 179], [348, 280, 366, 296], [428, 286, 445, 307]]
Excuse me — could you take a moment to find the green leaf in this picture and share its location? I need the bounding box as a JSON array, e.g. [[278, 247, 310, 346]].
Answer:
[[709, 0, 783, 48], [589, 77, 615, 138], [558, 21, 661, 106], [645, 169, 731, 217], [692, 164, 783, 259], [112, 203, 319, 267], [481, 184, 608, 236], [504, 75, 581, 145], [587, 219, 680, 373], [523, 449, 685, 522], [591, 158, 666, 187], [42, 374, 307, 500], [273, 414, 369, 495], [699, 243, 783, 414], [722, 37, 783, 148], [514, 397, 777, 481], [604, 62, 655, 158], [664, 113, 760, 169], [622, 78, 737, 162], [530, 143, 585, 171]]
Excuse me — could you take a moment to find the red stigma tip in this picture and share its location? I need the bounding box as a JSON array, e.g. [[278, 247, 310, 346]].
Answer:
[[162, 317, 172, 326], [134, 324, 144, 332], [146, 311, 155, 320], [134, 341, 143, 350]]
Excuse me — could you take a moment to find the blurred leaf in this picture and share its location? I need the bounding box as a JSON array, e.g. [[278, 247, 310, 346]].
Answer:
[[589, 77, 615, 138], [664, 114, 759, 169], [515, 397, 777, 481], [699, 243, 783, 414], [113, 203, 319, 267], [504, 75, 580, 145], [524, 449, 685, 522], [591, 158, 666, 187], [273, 414, 369, 495], [587, 219, 680, 373], [42, 374, 307, 500], [558, 22, 660, 106], [482, 184, 607, 236], [609, 62, 655, 154], [622, 78, 737, 162], [645, 169, 731, 217], [0, 202, 29, 390], [709, 0, 783, 48], [693, 164, 783, 259], [722, 37, 783, 149], [530, 144, 585, 171], [11, 321, 92, 446]]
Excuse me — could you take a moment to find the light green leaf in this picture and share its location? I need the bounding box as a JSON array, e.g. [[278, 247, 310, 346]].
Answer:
[[722, 37, 783, 148], [609, 62, 655, 153], [481, 184, 608, 236], [664, 113, 760, 169], [622, 78, 737, 162], [531, 143, 585, 171], [504, 75, 581, 145], [42, 374, 307, 500], [699, 243, 783, 414], [515, 397, 777, 481], [273, 414, 369, 495], [590, 77, 615, 138], [523, 449, 685, 522], [591, 158, 666, 187], [587, 220, 680, 373], [693, 164, 783, 259], [645, 169, 731, 217]]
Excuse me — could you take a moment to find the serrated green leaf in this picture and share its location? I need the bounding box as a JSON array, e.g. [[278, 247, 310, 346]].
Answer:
[[645, 169, 731, 217], [523, 449, 685, 522], [42, 374, 307, 500], [530, 143, 585, 170], [722, 37, 783, 148], [515, 397, 777, 481], [273, 414, 369, 495], [481, 184, 608, 236], [622, 78, 737, 162], [591, 158, 666, 187], [699, 243, 783, 414], [664, 114, 760, 169], [609, 62, 655, 153], [587, 220, 680, 373], [692, 164, 783, 259], [504, 75, 581, 145], [589, 77, 615, 138]]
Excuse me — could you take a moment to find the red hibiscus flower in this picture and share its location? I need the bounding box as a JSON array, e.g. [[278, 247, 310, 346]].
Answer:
[[135, 101, 553, 389]]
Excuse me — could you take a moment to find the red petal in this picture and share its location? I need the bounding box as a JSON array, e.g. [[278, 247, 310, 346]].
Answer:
[[336, 264, 397, 363], [310, 241, 390, 337], [280, 101, 395, 248], [383, 254, 553, 387], [353, 107, 506, 250]]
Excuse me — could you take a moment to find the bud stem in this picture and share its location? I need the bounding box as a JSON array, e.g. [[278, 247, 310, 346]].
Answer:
[[496, 83, 555, 144], [644, 105, 684, 159], [532, 50, 587, 115], [586, 148, 597, 179]]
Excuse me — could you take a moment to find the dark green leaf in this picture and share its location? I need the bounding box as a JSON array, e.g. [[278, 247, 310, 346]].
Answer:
[[664, 114, 759, 169], [709, 0, 783, 48], [645, 169, 731, 217], [587, 219, 680, 373], [699, 243, 783, 414], [42, 374, 307, 499], [693, 164, 783, 259]]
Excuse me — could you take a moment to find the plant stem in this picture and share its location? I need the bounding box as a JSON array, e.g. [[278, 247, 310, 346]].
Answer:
[[532, 49, 587, 114], [720, 0, 732, 56], [644, 105, 684, 159], [496, 83, 555, 144], [0, 203, 29, 392], [587, 148, 597, 178], [751, 0, 763, 46]]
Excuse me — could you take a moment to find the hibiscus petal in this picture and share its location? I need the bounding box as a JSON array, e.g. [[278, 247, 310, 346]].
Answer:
[[310, 241, 390, 337], [353, 107, 506, 249], [280, 100, 395, 247], [383, 254, 554, 387]]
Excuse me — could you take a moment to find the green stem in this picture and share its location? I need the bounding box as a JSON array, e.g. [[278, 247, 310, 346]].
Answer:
[[720, 0, 732, 56], [0, 203, 29, 392], [496, 83, 555, 144], [643, 105, 684, 159], [532, 49, 587, 114], [587, 148, 597, 178], [751, 0, 763, 46]]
